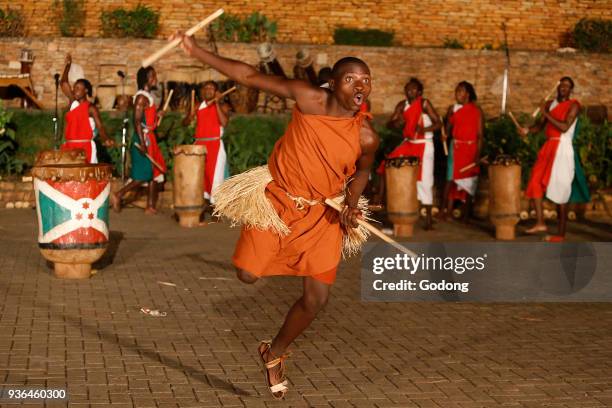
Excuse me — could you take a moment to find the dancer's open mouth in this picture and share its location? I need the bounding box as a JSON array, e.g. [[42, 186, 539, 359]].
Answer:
[[353, 93, 364, 105]]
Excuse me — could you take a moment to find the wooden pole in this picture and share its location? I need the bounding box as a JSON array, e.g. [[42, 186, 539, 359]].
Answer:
[[157, 89, 174, 127], [207, 86, 237, 106], [134, 143, 164, 172], [441, 126, 449, 156], [507, 111, 521, 129], [190, 89, 196, 115], [459, 155, 488, 173], [141, 9, 224, 68], [324, 198, 417, 257], [532, 81, 559, 118]]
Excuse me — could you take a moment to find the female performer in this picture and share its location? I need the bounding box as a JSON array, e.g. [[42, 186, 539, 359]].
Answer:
[[60, 54, 114, 162]]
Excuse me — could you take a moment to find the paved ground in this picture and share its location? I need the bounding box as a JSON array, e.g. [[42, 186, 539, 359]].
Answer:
[[1, 208, 612, 407]]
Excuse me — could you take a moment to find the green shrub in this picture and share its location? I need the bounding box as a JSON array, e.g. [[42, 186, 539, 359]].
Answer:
[[333, 28, 394, 47], [210, 12, 277, 43], [101, 4, 159, 39], [223, 114, 289, 174], [55, 0, 85, 37], [442, 37, 464, 49], [0, 105, 25, 175], [571, 18, 611, 53], [0, 7, 25, 37]]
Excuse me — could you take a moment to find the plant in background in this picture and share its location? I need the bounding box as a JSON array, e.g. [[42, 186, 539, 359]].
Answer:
[[484, 114, 536, 186], [442, 37, 464, 49], [573, 115, 612, 190], [0, 105, 24, 175], [55, 0, 85, 37], [0, 7, 25, 37], [210, 12, 277, 43], [333, 28, 394, 47], [241, 12, 277, 43], [571, 18, 611, 53], [223, 114, 289, 175], [101, 4, 159, 39]]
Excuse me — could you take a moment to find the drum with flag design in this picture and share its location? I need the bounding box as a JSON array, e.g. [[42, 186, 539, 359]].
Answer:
[[32, 163, 112, 279]]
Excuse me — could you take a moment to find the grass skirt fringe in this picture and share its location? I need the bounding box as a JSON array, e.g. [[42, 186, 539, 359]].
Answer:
[[212, 165, 370, 257]]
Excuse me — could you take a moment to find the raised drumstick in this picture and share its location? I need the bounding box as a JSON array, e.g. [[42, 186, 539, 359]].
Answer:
[[142, 9, 224, 68], [324, 198, 417, 258], [532, 81, 559, 118], [157, 89, 174, 126], [208, 86, 237, 106]]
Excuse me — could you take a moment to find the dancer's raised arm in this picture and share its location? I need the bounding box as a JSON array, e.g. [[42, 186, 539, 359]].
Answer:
[[173, 33, 326, 114]]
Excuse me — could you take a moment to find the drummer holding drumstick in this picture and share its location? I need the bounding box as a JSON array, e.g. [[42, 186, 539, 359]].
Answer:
[[60, 53, 114, 163], [182, 81, 230, 205]]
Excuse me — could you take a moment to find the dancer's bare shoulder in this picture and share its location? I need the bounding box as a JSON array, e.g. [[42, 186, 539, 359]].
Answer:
[[360, 119, 379, 154]]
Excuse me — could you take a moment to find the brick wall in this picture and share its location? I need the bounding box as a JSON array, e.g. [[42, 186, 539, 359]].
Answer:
[[2, 0, 611, 50], [0, 38, 609, 118]]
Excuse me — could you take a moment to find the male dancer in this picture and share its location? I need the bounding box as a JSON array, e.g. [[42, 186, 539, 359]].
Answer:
[[173, 32, 378, 398]]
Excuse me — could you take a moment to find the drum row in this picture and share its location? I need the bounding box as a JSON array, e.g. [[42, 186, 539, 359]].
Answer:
[[385, 156, 522, 240]]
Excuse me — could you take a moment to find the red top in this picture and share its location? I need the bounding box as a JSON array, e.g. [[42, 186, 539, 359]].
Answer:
[[402, 97, 424, 140], [195, 103, 221, 138], [65, 101, 93, 141], [450, 102, 480, 141], [545, 99, 579, 139]]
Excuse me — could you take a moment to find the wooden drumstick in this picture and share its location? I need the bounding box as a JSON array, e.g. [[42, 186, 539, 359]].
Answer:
[[157, 89, 174, 126], [134, 143, 165, 172], [532, 81, 559, 118], [142, 8, 224, 68], [190, 89, 196, 115], [459, 155, 488, 173], [324, 198, 417, 258], [508, 111, 521, 129], [441, 126, 449, 156], [208, 86, 237, 106]]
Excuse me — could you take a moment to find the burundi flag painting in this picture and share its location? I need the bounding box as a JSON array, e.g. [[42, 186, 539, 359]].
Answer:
[[34, 178, 110, 249]]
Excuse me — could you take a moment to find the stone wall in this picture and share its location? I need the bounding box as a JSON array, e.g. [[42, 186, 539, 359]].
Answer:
[[2, 0, 611, 50], [0, 37, 609, 117]]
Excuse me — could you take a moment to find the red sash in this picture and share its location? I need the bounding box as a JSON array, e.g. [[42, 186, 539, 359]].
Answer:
[[545, 99, 579, 139], [402, 97, 424, 140], [195, 103, 221, 138], [65, 101, 93, 142], [450, 103, 480, 179], [144, 104, 167, 177]]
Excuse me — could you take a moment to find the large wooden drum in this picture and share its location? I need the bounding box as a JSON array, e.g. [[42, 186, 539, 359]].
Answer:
[[385, 157, 419, 237], [228, 83, 259, 114], [32, 163, 112, 278], [173, 144, 207, 227], [488, 162, 521, 240]]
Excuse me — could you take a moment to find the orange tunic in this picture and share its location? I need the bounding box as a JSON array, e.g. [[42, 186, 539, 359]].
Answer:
[[232, 107, 369, 285]]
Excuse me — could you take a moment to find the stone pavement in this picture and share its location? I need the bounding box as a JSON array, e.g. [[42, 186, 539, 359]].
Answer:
[[1, 208, 612, 408]]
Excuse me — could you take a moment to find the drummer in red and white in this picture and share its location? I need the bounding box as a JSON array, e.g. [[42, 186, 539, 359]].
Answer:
[[60, 53, 114, 163], [375, 78, 442, 230], [183, 81, 230, 205]]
